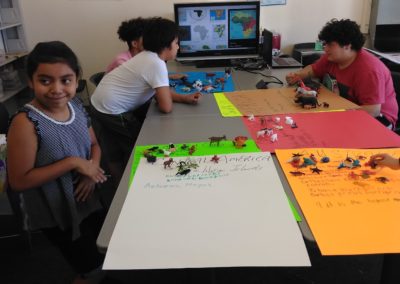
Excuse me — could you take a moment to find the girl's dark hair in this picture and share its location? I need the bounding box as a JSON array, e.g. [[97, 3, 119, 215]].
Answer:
[[318, 19, 365, 51], [142, 17, 179, 54], [26, 41, 81, 79], [117, 17, 147, 49]]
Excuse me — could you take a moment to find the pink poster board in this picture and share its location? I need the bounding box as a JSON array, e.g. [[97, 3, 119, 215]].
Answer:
[[243, 110, 400, 153]]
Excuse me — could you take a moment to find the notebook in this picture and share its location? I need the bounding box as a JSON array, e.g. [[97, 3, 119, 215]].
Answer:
[[261, 29, 303, 69]]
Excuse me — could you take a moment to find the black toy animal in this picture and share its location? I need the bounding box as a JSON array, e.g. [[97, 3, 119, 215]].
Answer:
[[294, 96, 320, 109]]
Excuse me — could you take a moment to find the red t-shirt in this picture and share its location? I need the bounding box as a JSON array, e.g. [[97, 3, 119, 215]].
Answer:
[[312, 49, 398, 126]]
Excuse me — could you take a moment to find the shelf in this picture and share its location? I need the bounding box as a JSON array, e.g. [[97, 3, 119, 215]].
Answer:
[[0, 22, 21, 31], [0, 51, 27, 68], [0, 83, 27, 103]]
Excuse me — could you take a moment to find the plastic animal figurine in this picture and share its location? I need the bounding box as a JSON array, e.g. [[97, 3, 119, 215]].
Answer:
[[233, 136, 248, 148], [256, 129, 269, 138], [209, 135, 227, 146], [180, 76, 194, 88], [193, 79, 203, 91], [285, 116, 294, 125], [300, 157, 316, 167], [296, 86, 317, 97], [290, 171, 305, 176], [310, 167, 323, 174], [287, 153, 303, 166], [188, 145, 196, 155], [163, 158, 174, 169], [270, 133, 278, 142], [176, 168, 191, 176], [247, 114, 255, 121], [215, 77, 225, 90], [309, 154, 318, 163], [144, 153, 156, 164], [294, 96, 320, 109], [143, 149, 157, 164], [163, 149, 171, 157], [293, 76, 319, 96], [169, 143, 176, 152], [338, 157, 361, 169], [376, 176, 389, 184], [360, 170, 375, 179], [211, 155, 220, 163], [320, 156, 330, 163], [225, 67, 232, 78], [181, 86, 191, 92], [348, 171, 359, 180], [202, 85, 215, 93], [186, 159, 199, 169]]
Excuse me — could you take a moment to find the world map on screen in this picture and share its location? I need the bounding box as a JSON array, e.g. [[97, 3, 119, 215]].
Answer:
[[230, 10, 257, 39]]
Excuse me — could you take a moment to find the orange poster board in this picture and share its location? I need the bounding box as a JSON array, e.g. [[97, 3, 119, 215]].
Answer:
[[224, 87, 359, 116], [275, 148, 400, 255]]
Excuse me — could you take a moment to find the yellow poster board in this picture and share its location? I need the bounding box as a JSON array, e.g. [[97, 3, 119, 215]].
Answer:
[[276, 148, 400, 255]]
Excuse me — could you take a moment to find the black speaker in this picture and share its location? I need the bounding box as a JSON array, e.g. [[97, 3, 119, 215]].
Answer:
[[261, 29, 273, 66]]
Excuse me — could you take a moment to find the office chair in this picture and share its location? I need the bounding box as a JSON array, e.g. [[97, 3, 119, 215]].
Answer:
[[0, 103, 33, 250], [391, 71, 400, 134], [76, 79, 90, 108], [89, 71, 105, 87], [0, 102, 9, 134]]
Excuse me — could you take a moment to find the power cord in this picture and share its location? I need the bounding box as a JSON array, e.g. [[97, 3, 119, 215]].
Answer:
[[234, 65, 284, 86]]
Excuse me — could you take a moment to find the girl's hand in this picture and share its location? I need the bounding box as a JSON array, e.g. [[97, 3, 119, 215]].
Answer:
[[75, 159, 107, 183], [74, 175, 95, 202]]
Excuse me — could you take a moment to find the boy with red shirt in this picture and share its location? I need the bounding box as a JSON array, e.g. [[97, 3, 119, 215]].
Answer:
[[287, 19, 398, 129]]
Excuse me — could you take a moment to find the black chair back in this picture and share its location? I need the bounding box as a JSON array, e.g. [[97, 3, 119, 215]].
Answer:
[[391, 72, 400, 133], [89, 72, 105, 87], [0, 102, 9, 134]]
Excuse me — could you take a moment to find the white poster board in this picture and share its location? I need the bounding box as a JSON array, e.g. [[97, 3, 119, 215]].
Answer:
[[104, 153, 310, 269]]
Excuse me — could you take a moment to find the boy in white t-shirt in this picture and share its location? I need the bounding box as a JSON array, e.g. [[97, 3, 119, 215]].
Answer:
[[90, 17, 201, 187]]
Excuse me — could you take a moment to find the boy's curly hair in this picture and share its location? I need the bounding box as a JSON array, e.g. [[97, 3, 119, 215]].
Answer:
[[318, 19, 365, 51]]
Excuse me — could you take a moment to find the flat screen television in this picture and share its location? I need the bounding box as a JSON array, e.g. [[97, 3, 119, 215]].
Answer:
[[174, 1, 260, 67]]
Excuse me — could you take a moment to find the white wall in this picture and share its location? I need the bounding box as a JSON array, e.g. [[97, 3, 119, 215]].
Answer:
[[19, 0, 371, 82]]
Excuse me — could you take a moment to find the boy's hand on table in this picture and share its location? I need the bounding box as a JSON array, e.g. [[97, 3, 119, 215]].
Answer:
[[185, 92, 202, 104], [286, 72, 299, 85]]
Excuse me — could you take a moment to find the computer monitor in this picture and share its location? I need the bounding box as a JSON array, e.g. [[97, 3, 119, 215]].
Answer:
[[174, 1, 260, 67]]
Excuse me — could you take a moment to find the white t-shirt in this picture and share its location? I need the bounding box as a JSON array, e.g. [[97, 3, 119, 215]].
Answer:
[[91, 51, 169, 114]]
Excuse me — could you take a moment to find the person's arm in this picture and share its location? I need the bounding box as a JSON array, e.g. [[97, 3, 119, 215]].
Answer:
[[7, 113, 106, 191], [368, 153, 400, 170], [88, 127, 101, 166], [154, 86, 173, 113], [286, 65, 315, 85], [170, 88, 201, 105], [360, 104, 381, 117], [353, 67, 387, 118], [74, 127, 103, 202]]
